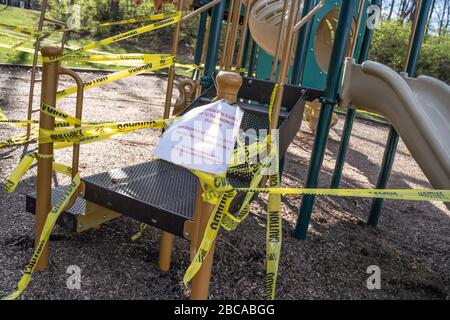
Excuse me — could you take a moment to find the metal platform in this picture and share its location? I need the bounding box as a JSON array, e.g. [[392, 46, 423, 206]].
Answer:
[[26, 160, 248, 237], [26, 78, 317, 236], [83, 160, 196, 237], [26, 188, 85, 232]]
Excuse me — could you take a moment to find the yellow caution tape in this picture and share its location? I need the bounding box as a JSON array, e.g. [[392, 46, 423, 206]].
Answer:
[[0, 131, 38, 148], [47, 53, 172, 63], [0, 119, 38, 127], [0, 108, 35, 127], [1, 172, 80, 300], [265, 85, 282, 300], [45, 12, 181, 63], [220, 156, 269, 231], [0, 10, 177, 39], [236, 187, 450, 202], [1, 106, 77, 128], [0, 42, 35, 55], [3, 151, 74, 193], [3, 153, 36, 193], [52, 162, 73, 176], [131, 223, 149, 241], [0, 30, 30, 45], [1, 16, 178, 146], [182, 85, 284, 299], [10, 38, 33, 50], [265, 147, 281, 300], [176, 83, 448, 300], [38, 119, 169, 144], [41, 103, 81, 125], [99, 11, 178, 27], [0, 22, 46, 37], [40, 103, 137, 128], [1, 105, 176, 150], [183, 188, 237, 286], [3, 87, 450, 301], [56, 56, 175, 99]]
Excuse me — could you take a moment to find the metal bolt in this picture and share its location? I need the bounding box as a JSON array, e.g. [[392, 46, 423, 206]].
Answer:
[[151, 218, 157, 224]]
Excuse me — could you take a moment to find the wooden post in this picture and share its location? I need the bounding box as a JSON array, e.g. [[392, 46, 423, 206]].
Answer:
[[26, 0, 48, 139], [190, 196, 216, 300], [235, 0, 254, 70], [35, 46, 61, 271], [159, 231, 174, 271], [190, 71, 243, 300], [220, 0, 235, 69], [270, 0, 289, 81], [189, 185, 204, 261], [159, 0, 185, 272], [270, 0, 300, 132], [163, 0, 184, 119], [223, 0, 242, 70]]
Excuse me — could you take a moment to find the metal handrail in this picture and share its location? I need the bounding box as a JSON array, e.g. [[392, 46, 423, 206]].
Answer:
[[58, 67, 84, 181]]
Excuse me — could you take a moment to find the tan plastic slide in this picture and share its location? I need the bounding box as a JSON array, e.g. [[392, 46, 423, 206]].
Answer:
[[248, 0, 304, 56], [340, 58, 450, 210]]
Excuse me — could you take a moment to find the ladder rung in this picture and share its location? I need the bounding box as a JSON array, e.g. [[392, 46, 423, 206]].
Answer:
[[33, 79, 42, 83], [44, 17, 67, 26], [31, 109, 41, 113]]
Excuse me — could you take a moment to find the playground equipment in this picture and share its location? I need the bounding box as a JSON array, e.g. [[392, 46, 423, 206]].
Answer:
[[2, 0, 450, 300], [248, 0, 303, 57], [20, 0, 326, 300], [340, 59, 450, 211], [295, 0, 450, 239], [248, 0, 368, 88], [245, 0, 370, 131]]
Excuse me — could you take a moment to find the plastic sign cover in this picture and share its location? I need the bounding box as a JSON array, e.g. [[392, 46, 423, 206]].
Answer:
[[154, 100, 244, 175]]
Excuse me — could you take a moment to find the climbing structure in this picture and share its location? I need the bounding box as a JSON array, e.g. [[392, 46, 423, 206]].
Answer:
[[0, 0, 449, 301]]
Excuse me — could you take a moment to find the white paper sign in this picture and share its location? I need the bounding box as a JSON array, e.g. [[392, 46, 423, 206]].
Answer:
[[153, 100, 244, 175]]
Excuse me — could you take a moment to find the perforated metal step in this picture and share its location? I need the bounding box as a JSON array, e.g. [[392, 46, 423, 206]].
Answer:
[[82, 160, 197, 237], [81, 159, 251, 237], [26, 188, 85, 232]]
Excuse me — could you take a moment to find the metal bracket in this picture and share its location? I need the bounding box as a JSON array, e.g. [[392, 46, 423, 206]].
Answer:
[[319, 96, 338, 105]]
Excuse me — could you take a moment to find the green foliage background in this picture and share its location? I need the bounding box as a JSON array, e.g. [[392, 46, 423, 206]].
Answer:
[[369, 20, 450, 83], [46, 0, 199, 53], [0, 2, 448, 83]]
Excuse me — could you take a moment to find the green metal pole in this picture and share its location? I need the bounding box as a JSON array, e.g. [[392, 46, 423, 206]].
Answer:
[[295, 0, 359, 240], [247, 39, 258, 77], [331, 0, 380, 188], [240, 27, 251, 70], [192, 11, 208, 79], [201, 0, 226, 91], [290, 0, 316, 85], [330, 109, 356, 187], [368, 0, 432, 227]]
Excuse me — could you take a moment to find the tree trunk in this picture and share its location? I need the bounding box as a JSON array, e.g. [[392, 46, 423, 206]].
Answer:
[[397, 0, 408, 23], [388, 0, 396, 20], [444, 0, 450, 34], [426, 0, 437, 36], [439, 0, 449, 35], [110, 0, 120, 21]]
